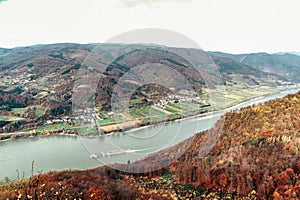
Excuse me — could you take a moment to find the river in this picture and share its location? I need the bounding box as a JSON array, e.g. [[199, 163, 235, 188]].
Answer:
[[0, 88, 298, 181]]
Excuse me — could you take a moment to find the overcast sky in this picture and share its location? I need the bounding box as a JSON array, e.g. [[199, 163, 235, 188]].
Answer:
[[0, 0, 299, 53]]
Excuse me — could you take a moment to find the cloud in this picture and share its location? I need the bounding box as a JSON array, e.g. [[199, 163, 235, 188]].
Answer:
[[119, 0, 195, 7]]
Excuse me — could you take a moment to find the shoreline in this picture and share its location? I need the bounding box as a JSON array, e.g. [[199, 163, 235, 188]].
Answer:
[[1, 86, 298, 142]]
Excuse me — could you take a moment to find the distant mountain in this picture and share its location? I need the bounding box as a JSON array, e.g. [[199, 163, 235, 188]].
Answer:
[[0, 43, 291, 132], [210, 51, 300, 82], [274, 52, 300, 57], [210, 54, 286, 86], [289, 52, 300, 56], [0, 48, 10, 56]]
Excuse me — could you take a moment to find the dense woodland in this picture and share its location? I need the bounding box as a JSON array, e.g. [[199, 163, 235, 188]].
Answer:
[[1, 91, 300, 199]]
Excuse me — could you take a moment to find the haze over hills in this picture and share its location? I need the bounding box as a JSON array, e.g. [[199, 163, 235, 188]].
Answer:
[[210, 51, 300, 82], [277, 52, 300, 57], [0, 43, 296, 133], [291, 52, 300, 56]]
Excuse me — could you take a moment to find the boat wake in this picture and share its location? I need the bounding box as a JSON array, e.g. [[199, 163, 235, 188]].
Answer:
[[90, 145, 164, 159], [90, 149, 138, 158]]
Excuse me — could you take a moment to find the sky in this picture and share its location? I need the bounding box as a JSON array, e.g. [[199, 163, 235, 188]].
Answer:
[[0, 0, 299, 53]]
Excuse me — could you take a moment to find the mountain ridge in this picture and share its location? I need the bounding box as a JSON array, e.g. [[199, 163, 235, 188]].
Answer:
[[209, 51, 300, 82], [0, 43, 290, 133]]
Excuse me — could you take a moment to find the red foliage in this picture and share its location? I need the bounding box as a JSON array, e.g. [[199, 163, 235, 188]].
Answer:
[[88, 187, 111, 200], [275, 171, 290, 186], [219, 173, 227, 187], [285, 168, 295, 178], [274, 185, 300, 200], [293, 160, 300, 174], [212, 145, 221, 155]]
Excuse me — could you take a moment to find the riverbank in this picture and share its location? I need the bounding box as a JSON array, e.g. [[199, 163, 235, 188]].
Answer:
[[0, 87, 299, 182], [0, 129, 75, 142], [101, 86, 300, 134], [1, 86, 298, 142]]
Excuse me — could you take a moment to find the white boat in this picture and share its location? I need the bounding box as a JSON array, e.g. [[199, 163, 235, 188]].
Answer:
[[90, 149, 135, 158]]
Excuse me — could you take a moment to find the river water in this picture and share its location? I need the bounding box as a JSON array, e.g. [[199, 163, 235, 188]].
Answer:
[[0, 89, 298, 181]]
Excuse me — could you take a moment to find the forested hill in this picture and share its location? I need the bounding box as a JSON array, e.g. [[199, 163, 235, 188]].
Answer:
[[0, 43, 288, 133], [1, 91, 300, 199], [131, 89, 300, 199], [210, 51, 300, 82]]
